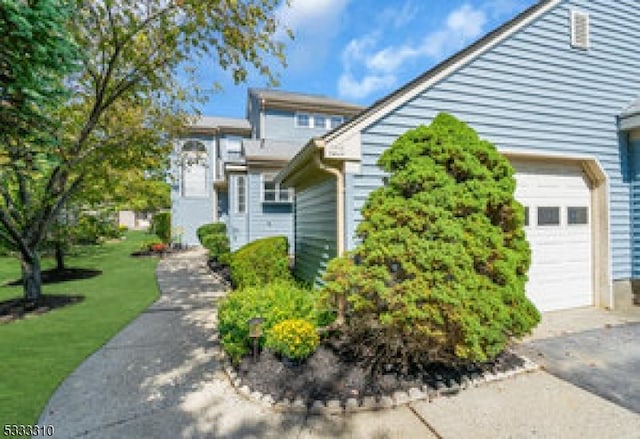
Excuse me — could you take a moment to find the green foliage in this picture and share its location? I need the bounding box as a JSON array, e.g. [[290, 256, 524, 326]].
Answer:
[[150, 212, 171, 243], [229, 236, 291, 289], [0, 0, 290, 301], [196, 222, 227, 242], [71, 212, 121, 245], [201, 233, 230, 261], [196, 222, 229, 262], [265, 319, 320, 361], [218, 281, 322, 363], [321, 113, 540, 368]]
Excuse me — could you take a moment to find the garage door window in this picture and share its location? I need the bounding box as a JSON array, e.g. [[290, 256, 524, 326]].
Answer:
[[568, 207, 588, 225], [538, 207, 560, 226]]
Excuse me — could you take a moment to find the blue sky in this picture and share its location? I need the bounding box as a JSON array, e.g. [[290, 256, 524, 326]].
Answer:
[[192, 0, 537, 119]]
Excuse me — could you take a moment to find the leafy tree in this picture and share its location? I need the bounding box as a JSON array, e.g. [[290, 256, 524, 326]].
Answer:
[[0, 0, 289, 302], [321, 113, 540, 370]]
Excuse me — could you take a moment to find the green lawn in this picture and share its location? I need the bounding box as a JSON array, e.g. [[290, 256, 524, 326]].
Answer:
[[0, 231, 161, 426]]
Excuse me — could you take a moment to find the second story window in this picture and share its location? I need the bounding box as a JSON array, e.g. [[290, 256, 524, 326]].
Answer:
[[262, 174, 293, 203], [181, 140, 208, 198], [330, 116, 344, 129], [314, 115, 327, 129], [236, 175, 246, 214], [295, 113, 310, 128]]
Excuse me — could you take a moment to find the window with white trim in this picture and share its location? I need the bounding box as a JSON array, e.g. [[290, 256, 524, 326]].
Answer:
[[314, 114, 327, 129], [236, 175, 246, 214], [295, 113, 310, 128], [262, 173, 293, 203], [330, 116, 343, 129], [181, 140, 207, 198]]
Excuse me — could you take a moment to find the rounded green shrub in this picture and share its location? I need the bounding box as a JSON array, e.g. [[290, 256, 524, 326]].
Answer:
[[321, 113, 540, 369], [265, 319, 319, 361], [201, 233, 230, 261], [197, 222, 227, 242], [218, 280, 323, 363], [229, 236, 291, 289], [150, 212, 171, 243]]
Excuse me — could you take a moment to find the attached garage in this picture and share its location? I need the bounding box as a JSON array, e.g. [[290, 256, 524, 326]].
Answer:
[[511, 159, 594, 312]]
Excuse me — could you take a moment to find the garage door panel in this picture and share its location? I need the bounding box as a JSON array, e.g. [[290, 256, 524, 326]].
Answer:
[[512, 160, 593, 312]]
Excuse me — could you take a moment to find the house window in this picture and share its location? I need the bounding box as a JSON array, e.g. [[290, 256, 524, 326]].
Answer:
[[295, 113, 310, 128], [181, 140, 207, 198], [524, 206, 529, 226], [314, 115, 327, 129], [538, 206, 560, 226], [262, 174, 292, 203], [236, 175, 246, 214], [330, 116, 343, 129], [568, 207, 588, 225]]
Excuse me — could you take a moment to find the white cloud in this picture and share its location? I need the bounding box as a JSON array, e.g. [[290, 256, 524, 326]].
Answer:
[[338, 72, 396, 100], [377, 1, 421, 29], [275, 0, 351, 72], [338, 3, 488, 100]]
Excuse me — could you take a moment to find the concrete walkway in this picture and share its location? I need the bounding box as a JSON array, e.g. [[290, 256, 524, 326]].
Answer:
[[39, 250, 640, 438]]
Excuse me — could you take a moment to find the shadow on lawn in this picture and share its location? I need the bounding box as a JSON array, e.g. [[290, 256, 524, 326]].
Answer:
[[0, 294, 85, 324], [4, 267, 102, 286]]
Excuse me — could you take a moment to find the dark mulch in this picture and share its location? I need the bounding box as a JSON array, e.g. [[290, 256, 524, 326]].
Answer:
[[0, 294, 85, 324], [130, 250, 165, 257], [207, 260, 232, 285], [4, 267, 102, 286], [238, 344, 524, 404]]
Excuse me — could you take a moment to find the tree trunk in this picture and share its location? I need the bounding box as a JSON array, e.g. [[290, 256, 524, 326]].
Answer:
[[55, 243, 65, 271], [21, 252, 43, 303]]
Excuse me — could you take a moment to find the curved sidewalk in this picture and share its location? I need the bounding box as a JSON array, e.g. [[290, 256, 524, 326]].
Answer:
[[38, 249, 434, 438]]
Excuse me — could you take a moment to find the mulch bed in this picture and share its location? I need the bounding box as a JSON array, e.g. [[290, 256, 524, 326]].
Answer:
[[237, 344, 524, 404], [0, 294, 85, 324], [207, 258, 526, 405], [207, 260, 232, 285]]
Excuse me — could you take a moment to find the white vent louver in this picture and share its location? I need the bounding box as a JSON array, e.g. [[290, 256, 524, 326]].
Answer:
[[571, 10, 590, 49]]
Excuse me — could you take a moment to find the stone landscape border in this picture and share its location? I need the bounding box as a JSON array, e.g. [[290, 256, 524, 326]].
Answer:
[[214, 347, 539, 415]]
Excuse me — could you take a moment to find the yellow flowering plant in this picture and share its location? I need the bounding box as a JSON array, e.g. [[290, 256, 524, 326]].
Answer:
[[265, 319, 319, 361]]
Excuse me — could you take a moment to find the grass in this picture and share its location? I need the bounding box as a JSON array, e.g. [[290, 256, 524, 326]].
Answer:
[[0, 231, 161, 426]]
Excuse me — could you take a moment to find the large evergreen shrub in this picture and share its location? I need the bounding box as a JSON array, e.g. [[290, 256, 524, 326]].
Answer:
[[321, 113, 540, 369], [229, 236, 292, 288]]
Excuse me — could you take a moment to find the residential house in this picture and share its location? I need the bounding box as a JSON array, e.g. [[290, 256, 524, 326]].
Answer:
[[278, 0, 640, 312], [171, 89, 363, 249]]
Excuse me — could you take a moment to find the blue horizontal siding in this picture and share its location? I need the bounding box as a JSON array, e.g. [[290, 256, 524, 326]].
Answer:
[[294, 178, 337, 284], [351, 0, 640, 280], [247, 171, 294, 249]]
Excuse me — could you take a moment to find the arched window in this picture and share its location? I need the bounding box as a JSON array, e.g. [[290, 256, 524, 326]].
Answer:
[[181, 140, 208, 197]]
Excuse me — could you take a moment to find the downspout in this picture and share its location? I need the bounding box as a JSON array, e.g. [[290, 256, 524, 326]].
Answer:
[[312, 142, 346, 325], [312, 145, 345, 256]]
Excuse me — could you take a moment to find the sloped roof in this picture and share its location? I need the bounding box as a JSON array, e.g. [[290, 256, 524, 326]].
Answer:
[[243, 139, 303, 162], [189, 116, 251, 131], [249, 88, 364, 114]]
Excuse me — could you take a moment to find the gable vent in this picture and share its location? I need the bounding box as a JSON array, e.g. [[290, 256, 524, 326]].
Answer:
[[571, 10, 590, 49]]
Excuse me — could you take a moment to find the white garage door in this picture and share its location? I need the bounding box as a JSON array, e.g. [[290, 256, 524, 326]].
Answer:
[[512, 160, 593, 312]]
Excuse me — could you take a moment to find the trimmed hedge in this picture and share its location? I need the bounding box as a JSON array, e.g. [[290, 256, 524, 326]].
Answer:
[[218, 281, 327, 363], [229, 236, 291, 289], [196, 222, 230, 262], [150, 212, 171, 243], [197, 222, 227, 242]]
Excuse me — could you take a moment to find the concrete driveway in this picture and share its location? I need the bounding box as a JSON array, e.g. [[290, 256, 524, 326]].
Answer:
[[516, 309, 640, 414]]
